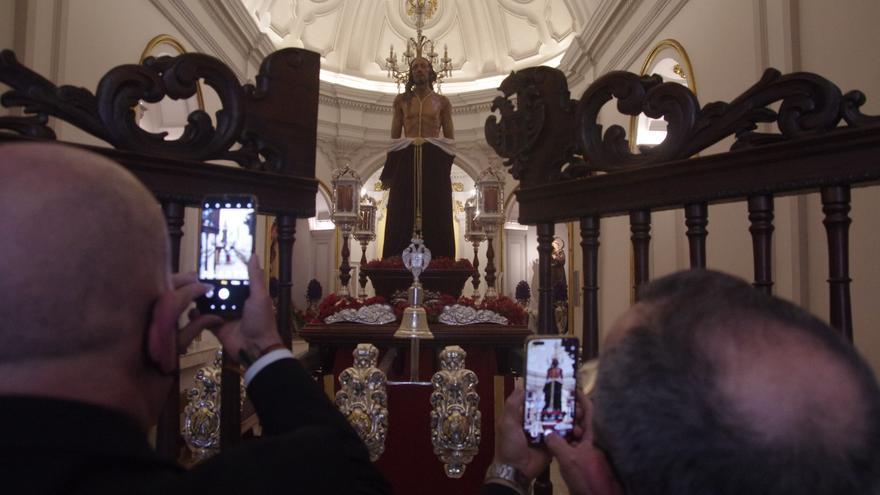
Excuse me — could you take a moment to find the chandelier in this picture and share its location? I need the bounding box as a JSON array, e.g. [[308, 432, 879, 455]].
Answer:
[[384, 0, 454, 92]]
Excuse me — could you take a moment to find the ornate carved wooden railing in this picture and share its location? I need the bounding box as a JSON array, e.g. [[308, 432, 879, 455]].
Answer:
[[0, 48, 321, 460], [485, 67, 880, 495], [486, 66, 880, 346]]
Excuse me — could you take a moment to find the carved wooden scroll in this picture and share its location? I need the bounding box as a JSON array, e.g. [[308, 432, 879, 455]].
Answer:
[[0, 48, 319, 176], [484, 66, 584, 186], [485, 67, 880, 189]]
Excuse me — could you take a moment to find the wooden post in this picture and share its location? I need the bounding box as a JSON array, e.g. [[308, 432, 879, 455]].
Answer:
[[684, 202, 708, 269], [821, 185, 853, 340], [537, 223, 555, 334], [579, 216, 600, 359], [748, 195, 775, 294], [629, 210, 651, 299]]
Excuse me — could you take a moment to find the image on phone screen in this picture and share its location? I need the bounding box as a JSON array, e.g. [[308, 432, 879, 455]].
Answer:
[[524, 337, 579, 444], [199, 200, 255, 281], [196, 196, 256, 316]]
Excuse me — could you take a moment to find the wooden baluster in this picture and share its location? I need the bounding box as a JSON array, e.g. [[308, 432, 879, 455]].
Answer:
[[277, 215, 296, 346], [630, 210, 651, 300], [535, 217, 558, 495], [156, 201, 184, 460], [580, 216, 600, 359], [684, 202, 708, 269], [821, 186, 853, 340], [537, 223, 555, 334], [748, 195, 775, 295]]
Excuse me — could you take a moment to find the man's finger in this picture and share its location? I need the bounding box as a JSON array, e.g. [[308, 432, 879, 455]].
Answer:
[[247, 255, 268, 297], [503, 387, 525, 422], [544, 433, 574, 459], [170, 282, 212, 314], [171, 271, 199, 288], [177, 314, 223, 352], [578, 392, 595, 442]]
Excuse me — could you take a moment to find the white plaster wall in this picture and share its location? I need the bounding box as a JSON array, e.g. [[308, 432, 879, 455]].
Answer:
[[0, 0, 14, 54], [798, 0, 880, 373]]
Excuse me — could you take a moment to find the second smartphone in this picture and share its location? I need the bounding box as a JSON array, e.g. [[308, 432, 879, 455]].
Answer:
[[196, 195, 257, 318], [523, 336, 580, 445]]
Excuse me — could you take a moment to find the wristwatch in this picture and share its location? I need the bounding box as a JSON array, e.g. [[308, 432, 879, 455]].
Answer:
[[484, 461, 531, 495]]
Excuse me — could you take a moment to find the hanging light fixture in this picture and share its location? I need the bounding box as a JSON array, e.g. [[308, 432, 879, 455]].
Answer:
[[384, 0, 455, 92]]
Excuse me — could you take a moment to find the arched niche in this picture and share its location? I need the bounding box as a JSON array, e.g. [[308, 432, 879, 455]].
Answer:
[[135, 34, 205, 140], [629, 39, 697, 149]]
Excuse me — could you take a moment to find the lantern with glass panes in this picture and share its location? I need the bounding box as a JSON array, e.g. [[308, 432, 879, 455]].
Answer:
[[464, 197, 486, 300], [474, 166, 505, 299], [331, 165, 362, 297], [353, 194, 377, 299]]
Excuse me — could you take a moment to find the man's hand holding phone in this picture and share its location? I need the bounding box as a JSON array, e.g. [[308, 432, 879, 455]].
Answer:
[[493, 386, 622, 495], [494, 386, 552, 480], [544, 393, 622, 495], [208, 255, 283, 367]]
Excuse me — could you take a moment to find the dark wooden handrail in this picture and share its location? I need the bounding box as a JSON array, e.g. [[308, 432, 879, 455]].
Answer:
[[514, 126, 880, 224]]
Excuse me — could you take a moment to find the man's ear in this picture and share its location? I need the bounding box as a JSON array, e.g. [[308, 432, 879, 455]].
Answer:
[[145, 291, 178, 375]]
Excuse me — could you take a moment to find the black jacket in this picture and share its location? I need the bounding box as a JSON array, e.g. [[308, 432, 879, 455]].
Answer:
[[0, 359, 391, 494]]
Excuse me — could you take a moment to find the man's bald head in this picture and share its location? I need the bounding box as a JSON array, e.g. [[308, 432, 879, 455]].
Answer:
[[594, 270, 880, 494], [0, 143, 169, 363]]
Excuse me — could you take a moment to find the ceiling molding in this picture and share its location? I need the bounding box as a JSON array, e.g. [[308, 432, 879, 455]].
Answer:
[[320, 94, 394, 114], [559, 0, 634, 82], [241, 0, 584, 86], [209, 0, 276, 68], [601, 0, 691, 74], [149, 0, 244, 79]]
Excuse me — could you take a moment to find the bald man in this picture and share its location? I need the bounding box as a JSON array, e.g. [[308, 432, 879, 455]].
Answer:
[[484, 270, 880, 495], [0, 143, 390, 494]]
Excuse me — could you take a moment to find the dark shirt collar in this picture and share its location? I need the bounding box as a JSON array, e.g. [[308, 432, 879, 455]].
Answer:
[[0, 395, 177, 466]]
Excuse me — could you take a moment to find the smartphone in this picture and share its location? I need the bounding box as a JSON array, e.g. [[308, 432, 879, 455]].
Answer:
[[523, 336, 580, 445], [196, 195, 257, 317]]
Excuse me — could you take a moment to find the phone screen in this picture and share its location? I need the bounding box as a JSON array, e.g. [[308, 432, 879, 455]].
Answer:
[[524, 337, 579, 444], [197, 196, 256, 316]]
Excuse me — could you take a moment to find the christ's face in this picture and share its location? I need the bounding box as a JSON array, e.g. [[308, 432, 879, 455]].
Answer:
[[410, 58, 431, 84]]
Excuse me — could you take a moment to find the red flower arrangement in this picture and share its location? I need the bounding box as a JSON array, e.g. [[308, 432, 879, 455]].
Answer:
[[311, 293, 389, 324], [478, 296, 528, 326], [363, 256, 473, 270]]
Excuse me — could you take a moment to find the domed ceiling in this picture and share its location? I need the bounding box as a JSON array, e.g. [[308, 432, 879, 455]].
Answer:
[[240, 0, 593, 94]]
